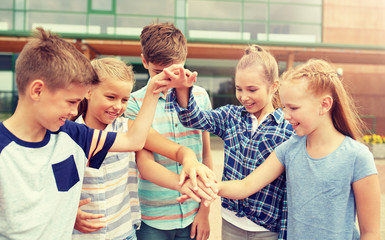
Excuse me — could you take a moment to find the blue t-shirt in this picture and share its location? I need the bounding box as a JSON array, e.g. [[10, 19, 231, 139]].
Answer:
[[275, 135, 377, 240], [0, 121, 116, 240]]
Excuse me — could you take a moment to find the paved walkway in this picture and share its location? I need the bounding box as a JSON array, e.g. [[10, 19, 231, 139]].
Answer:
[[207, 137, 385, 240]]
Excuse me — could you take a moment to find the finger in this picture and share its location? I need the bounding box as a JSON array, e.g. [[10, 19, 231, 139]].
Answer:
[[176, 194, 190, 203], [153, 86, 170, 94], [202, 199, 214, 207], [183, 188, 202, 203], [190, 221, 197, 239], [193, 187, 213, 201], [76, 225, 105, 233], [179, 171, 187, 186], [78, 198, 91, 207], [81, 212, 105, 220], [188, 168, 198, 190]]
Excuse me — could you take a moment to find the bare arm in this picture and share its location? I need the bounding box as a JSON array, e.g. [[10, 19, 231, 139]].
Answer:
[[136, 149, 216, 202], [218, 151, 284, 199], [111, 65, 194, 152], [353, 174, 381, 240], [110, 73, 165, 152]]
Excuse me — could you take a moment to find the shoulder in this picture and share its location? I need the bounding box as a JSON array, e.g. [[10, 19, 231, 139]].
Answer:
[[0, 124, 13, 154], [192, 85, 208, 94], [276, 135, 303, 153], [342, 137, 377, 181]]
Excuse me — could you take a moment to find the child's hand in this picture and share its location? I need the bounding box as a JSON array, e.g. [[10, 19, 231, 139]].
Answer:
[[177, 193, 215, 207], [179, 161, 218, 197], [74, 198, 106, 233], [178, 178, 217, 204], [163, 64, 197, 89]]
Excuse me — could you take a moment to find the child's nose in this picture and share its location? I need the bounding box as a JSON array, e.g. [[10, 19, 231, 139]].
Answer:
[[113, 101, 122, 109], [70, 107, 78, 117]]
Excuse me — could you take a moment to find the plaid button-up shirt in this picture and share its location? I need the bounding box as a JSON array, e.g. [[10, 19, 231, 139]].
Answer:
[[166, 88, 294, 240]]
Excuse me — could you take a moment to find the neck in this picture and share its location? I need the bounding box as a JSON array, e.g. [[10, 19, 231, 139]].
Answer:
[[83, 113, 107, 130], [3, 103, 47, 142], [253, 104, 275, 122], [306, 117, 345, 158]]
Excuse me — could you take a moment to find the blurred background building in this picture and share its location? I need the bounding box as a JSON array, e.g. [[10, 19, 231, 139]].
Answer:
[[1, 0, 385, 134]]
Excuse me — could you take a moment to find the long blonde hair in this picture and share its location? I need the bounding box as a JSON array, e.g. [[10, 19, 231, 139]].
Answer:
[[281, 59, 364, 140], [236, 44, 280, 108]]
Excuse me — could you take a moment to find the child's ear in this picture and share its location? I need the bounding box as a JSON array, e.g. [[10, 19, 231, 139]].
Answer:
[[320, 95, 333, 115], [141, 53, 149, 69], [29, 79, 45, 101], [85, 89, 92, 100], [272, 80, 280, 93]]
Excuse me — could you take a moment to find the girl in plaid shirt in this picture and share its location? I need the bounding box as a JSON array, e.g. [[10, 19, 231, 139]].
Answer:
[[168, 45, 294, 240]]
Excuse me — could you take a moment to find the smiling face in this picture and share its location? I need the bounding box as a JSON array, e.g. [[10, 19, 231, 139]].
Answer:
[[85, 77, 133, 130], [37, 83, 88, 132], [235, 66, 277, 119], [279, 78, 323, 136]]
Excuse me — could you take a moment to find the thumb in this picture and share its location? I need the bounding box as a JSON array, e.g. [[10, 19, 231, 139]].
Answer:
[[79, 198, 91, 207], [179, 171, 187, 186], [190, 221, 197, 239]]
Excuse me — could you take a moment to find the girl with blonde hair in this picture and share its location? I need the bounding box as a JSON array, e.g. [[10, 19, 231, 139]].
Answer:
[[217, 59, 380, 239]]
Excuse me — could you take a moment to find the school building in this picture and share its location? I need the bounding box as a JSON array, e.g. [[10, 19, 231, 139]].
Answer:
[[1, 0, 385, 134]]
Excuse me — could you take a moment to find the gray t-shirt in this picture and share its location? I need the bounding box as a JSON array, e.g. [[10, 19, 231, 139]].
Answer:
[[275, 135, 377, 240]]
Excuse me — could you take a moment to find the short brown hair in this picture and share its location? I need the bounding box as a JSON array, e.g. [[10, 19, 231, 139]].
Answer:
[[15, 27, 98, 95], [140, 22, 187, 66]]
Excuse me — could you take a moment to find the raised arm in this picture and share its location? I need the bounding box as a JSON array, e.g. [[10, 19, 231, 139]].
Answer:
[[110, 68, 191, 152], [353, 174, 380, 240], [218, 151, 285, 199]]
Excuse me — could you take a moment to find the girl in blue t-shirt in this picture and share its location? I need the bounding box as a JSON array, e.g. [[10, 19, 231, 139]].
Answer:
[[217, 59, 380, 239]]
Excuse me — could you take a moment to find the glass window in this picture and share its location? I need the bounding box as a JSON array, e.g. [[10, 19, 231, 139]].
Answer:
[[243, 22, 266, 40], [116, 0, 174, 16], [14, 11, 24, 31], [187, 20, 244, 40], [270, 4, 321, 24], [27, 0, 87, 12], [0, 72, 13, 91], [243, 2, 267, 21], [187, 0, 241, 20], [27, 12, 91, 34], [270, 0, 322, 4], [113, 16, 174, 36], [268, 23, 321, 42], [15, 0, 25, 10], [91, 0, 113, 12], [0, 11, 12, 30], [88, 14, 114, 35], [1, 0, 13, 9]]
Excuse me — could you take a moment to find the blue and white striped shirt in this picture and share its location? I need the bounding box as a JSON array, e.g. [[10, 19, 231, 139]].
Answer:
[[166, 88, 294, 239]]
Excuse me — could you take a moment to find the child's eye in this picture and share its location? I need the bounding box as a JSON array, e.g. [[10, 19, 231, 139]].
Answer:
[[122, 99, 128, 103], [106, 96, 115, 100]]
